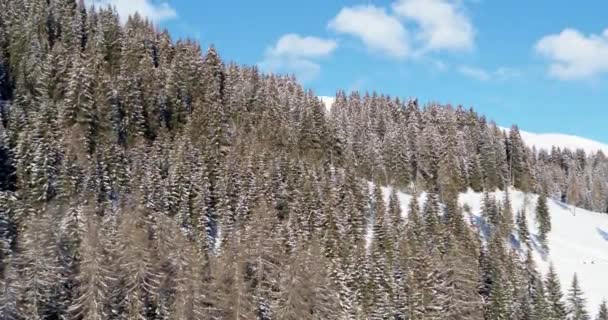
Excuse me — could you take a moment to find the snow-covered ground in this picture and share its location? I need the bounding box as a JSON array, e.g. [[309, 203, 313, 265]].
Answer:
[[372, 185, 608, 315], [461, 188, 608, 315], [502, 126, 608, 155]]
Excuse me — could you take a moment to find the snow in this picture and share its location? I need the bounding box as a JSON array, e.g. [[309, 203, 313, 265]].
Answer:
[[502, 126, 608, 155], [371, 183, 608, 315], [366, 183, 421, 249], [461, 188, 608, 315], [319, 96, 335, 112], [317, 97, 608, 155]]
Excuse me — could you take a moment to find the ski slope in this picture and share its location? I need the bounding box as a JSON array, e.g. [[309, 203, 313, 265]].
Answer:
[[373, 185, 608, 315]]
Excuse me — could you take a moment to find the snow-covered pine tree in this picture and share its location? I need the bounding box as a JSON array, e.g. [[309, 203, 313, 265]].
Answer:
[[532, 279, 551, 320], [545, 264, 567, 320], [536, 189, 552, 249], [597, 300, 608, 320], [567, 274, 590, 320]]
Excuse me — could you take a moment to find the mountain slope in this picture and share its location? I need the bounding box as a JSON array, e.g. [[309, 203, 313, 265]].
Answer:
[[502, 127, 608, 155], [461, 189, 608, 315], [323, 95, 608, 155], [377, 185, 608, 315]]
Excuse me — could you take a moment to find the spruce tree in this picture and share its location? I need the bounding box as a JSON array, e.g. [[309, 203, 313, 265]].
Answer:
[[536, 189, 551, 249], [487, 270, 509, 320], [0, 257, 21, 319], [517, 209, 531, 249], [567, 274, 589, 320], [545, 264, 567, 320], [501, 189, 514, 236], [597, 300, 608, 320], [440, 237, 485, 320], [532, 279, 550, 320], [69, 208, 111, 320], [508, 125, 532, 192], [388, 188, 403, 237]]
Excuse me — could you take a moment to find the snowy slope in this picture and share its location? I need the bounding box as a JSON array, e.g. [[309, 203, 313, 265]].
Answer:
[[460, 189, 608, 315], [319, 96, 335, 112], [502, 127, 608, 155], [373, 185, 608, 315]]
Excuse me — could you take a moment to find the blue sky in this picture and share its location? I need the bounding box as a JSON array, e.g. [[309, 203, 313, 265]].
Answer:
[[90, 0, 608, 143]]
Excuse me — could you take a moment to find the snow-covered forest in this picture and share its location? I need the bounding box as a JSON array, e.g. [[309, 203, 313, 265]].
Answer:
[[0, 0, 607, 319]]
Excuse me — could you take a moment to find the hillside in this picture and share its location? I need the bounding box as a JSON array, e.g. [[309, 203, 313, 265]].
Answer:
[[462, 189, 608, 315], [500, 127, 608, 155], [324, 96, 608, 156], [1, 1, 608, 319], [377, 185, 608, 315]]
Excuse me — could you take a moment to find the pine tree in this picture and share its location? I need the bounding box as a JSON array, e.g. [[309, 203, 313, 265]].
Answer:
[[536, 189, 551, 249], [17, 212, 63, 319], [517, 209, 531, 249], [423, 191, 441, 243], [567, 274, 589, 320], [368, 185, 395, 319], [597, 300, 608, 320], [509, 125, 532, 192], [0, 257, 21, 320], [170, 229, 212, 320], [469, 154, 484, 192], [532, 279, 550, 320], [501, 189, 514, 236], [0, 191, 16, 267], [482, 191, 498, 229], [69, 208, 112, 320], [111, 206, 160, 319], [440, 237, 485, 320], [388, 188, 403, 238], [487, 270, 510, 320], [545, 264, 567, 320]]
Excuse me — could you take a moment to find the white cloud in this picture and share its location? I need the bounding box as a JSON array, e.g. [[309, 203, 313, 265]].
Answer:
[[328, 5, 410, 58], [494, 67, 521, 80], [258, 58, 321, 83], [85, 0, 177, 23], [392, 0, 474, 52], [259, 34, 337, 83], [267, 34, 337, 59], [457, 65, 489, 81], [535, 28, 608, 80], [457, 65, 520, 81]]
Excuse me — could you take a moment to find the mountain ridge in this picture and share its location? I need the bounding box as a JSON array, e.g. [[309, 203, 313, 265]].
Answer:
[[321, 95, 608, 155]]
